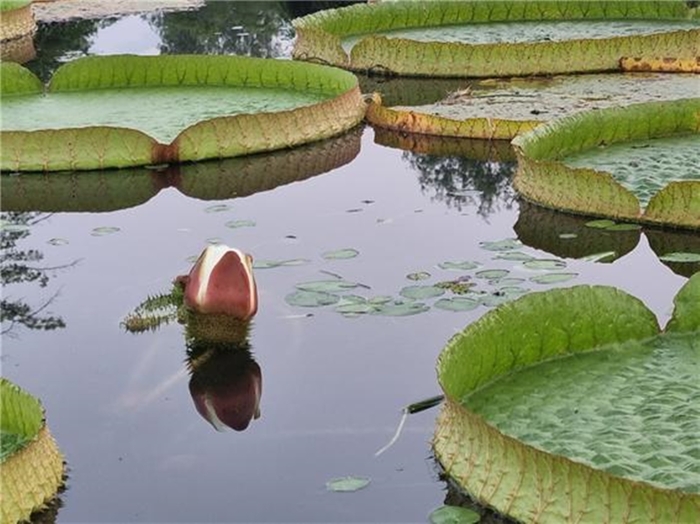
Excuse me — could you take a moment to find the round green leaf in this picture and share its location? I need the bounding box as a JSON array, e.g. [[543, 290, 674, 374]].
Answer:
[[285, 290, 340, 308], [529, 272, 578, 284], [438, 261, 480, 271], [400, 285, 445, 300], [475, 269, 510, 280], [434, 297, 479, 312], [659, 252, 700, 263], [493, 251, 534, 262], [407, 271, 431, 281], [91, 226, 120, 236], [322, 248, 359, 260], [429, 505, 480, 524], [371, 301, 430, 317], [585, 219, 617, 229], [523, 259, 567, 270], [326, 476, 370, 492]]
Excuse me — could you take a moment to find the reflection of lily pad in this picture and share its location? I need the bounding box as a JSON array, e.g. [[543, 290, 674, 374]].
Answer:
[[512, 98, 700, 230], [326, 476, 371, 493], [434, 275, 700, 523], [1, 55, 366, 171], [0, 378, 65, 523], [322, 248, 359, 260], [285, 290, 340, 308]]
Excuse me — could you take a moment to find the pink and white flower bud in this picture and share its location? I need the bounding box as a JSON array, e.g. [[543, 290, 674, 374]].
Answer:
[[182, 245, 258, 319]]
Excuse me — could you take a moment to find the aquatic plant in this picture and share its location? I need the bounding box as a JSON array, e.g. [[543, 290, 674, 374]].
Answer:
[[0, 54, 366, 171], [0, 378, 64, 524], [434, 273, 700, 523], [512, 98, 700, 230]]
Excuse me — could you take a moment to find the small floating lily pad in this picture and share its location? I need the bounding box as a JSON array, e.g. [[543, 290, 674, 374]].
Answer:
[[371, 301, 430, 317], [205, 204, 231, 213], [659, 252, 700, 263], [322, 248, 359, 260], [335, 302, 375, 315], [225, 219, 256, 228], [475, 269, 510, 280], [523, 259, 567, 270], [285, 290, 340, 307], [493, 251, 534, 262], [91, 226, 120, 236], [438, 261, 480, 271], [434, 297, 479, 312], [326, 476, 371, 493], [479, 239, 522, 252], [400, 285, 445, 300], [429, 505, 480, 524], [585, 219, 617, 229], [296, 280, 358, 293], [254, 258, 310, 269], [368, 295, 393, 305], [497, 277, 526, 287], [47, 238, 69, 246], [580, 251, 617, 263], [530, 272, 578, 284], [407, 271, 431, 281]]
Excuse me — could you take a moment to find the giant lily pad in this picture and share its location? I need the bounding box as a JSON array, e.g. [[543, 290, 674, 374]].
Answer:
[[433, 274, 700, 523], [293, 1, 699, 77], [0, 378, 65, 523], [0, 54, 366, 171], [366, 73, 699, 140], [0, 125, 362, 212], [512, 98, 700, 230]]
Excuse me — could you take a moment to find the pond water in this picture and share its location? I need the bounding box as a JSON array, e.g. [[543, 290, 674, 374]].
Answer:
[[1, 2, 696, 523]]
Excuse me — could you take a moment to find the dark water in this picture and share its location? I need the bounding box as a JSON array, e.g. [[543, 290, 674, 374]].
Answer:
[[1, 2, 694, 523]]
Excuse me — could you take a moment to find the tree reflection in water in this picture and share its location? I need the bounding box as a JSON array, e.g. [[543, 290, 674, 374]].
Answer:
[[1, 212, 75, 336], [404, 152, 516, 218]]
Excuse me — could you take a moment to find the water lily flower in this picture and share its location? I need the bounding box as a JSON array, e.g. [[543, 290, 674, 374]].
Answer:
[[179, 245, 258, 319], [188, 348, 262, 432]]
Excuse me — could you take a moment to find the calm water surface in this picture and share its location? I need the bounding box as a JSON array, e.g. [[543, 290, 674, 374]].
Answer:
[[1, 2, 693, 523]]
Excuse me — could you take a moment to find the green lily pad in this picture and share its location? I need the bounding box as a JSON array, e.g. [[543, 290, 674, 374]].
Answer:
[[493, 251, 534, 262], [400, 285, 445, 301], [580, 251, 617, 263], [429, 505, 480, 524], [205, 204, 231, 213], [559, 233, 578, 239], [285, 290, 340, 308], [475, 269, 510, 280], [253, 258, 310, 269], [406, 271, 431, 281], [434, 297, 480, 312], [91, 226, 120, 236], [371, 301, 430, 317], [606, 223, 643, 232], [0, 55, 365, 171], [0, 379, 64, 522], [585, 219, 617, 229], [225, 219, 256, 228], [368, 295, 393, 305], [523, 259, 567, 270], [322, 248, 359, 260], [658, 252, 700, 263], [296, 280, 358, 293], [529, 272, 578, 284], [335, 302, 375, 315], [46, 238, 69, 246], [326, 476, 371, 493], [479, 239, 522, 252], [434, 274, 700, 523], [438, 261, 480, 271], [496, 277, 526, 287]]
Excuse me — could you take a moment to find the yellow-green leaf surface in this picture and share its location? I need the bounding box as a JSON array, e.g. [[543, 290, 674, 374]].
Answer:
[[512, 98, 700, 230], [0, 55, 366, 171], [434, 274, 700, 523], [0, 126, 362, 212], [293, 0, 700, 77], [366, 73, 699, 140], [0, 378, 65, 524]]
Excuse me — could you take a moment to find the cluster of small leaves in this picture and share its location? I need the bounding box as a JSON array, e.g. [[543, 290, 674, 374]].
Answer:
[[121, 285, 184, 333]]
